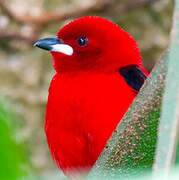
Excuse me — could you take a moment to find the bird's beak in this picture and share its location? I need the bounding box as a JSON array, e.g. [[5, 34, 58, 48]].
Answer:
[[34, 36, 73, 56]]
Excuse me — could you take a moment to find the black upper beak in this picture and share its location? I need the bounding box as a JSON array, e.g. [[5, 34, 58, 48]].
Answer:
[[34, 36, 63, 51]]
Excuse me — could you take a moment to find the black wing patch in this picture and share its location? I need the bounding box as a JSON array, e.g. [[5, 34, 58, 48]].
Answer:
[[119, 65, 147, 92]]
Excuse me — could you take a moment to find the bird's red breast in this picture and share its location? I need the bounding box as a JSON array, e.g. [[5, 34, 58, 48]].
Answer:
[[45, 72, 137, 177]]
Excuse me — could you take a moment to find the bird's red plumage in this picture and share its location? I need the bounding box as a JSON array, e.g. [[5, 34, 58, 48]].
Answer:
[[44, 16, 148, 177]]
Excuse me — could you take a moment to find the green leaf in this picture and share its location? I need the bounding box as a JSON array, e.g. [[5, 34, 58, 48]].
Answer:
[[0, 100, 27, 180], [153, 0, 179, 176], [87, 50, 169, 179]]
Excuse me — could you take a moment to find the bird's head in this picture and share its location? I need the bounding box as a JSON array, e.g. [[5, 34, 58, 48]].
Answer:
[[34, 16, 142, 73]]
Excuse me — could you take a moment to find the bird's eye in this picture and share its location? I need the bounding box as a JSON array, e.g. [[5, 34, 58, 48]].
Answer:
[[77, 36, 89, 47]]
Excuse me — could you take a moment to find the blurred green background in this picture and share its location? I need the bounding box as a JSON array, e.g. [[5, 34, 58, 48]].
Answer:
[[0, 0, 175, 179]]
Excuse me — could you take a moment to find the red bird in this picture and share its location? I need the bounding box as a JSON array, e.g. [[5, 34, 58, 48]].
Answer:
[[34, 16, 148, 178]]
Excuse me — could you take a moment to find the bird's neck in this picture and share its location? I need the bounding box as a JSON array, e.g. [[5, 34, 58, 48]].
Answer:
[[55, 70, 118, 79]]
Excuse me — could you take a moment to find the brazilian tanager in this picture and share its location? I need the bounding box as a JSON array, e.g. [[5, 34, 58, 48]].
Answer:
[[34, 16, 148, 178]]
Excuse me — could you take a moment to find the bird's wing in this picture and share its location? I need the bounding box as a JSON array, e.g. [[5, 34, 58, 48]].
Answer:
[[119, 65, 147, 92]]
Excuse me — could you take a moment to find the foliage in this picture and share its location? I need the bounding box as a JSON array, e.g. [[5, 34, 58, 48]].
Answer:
[[0, 100, 29, 180], [87, 51, 168, 179]]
